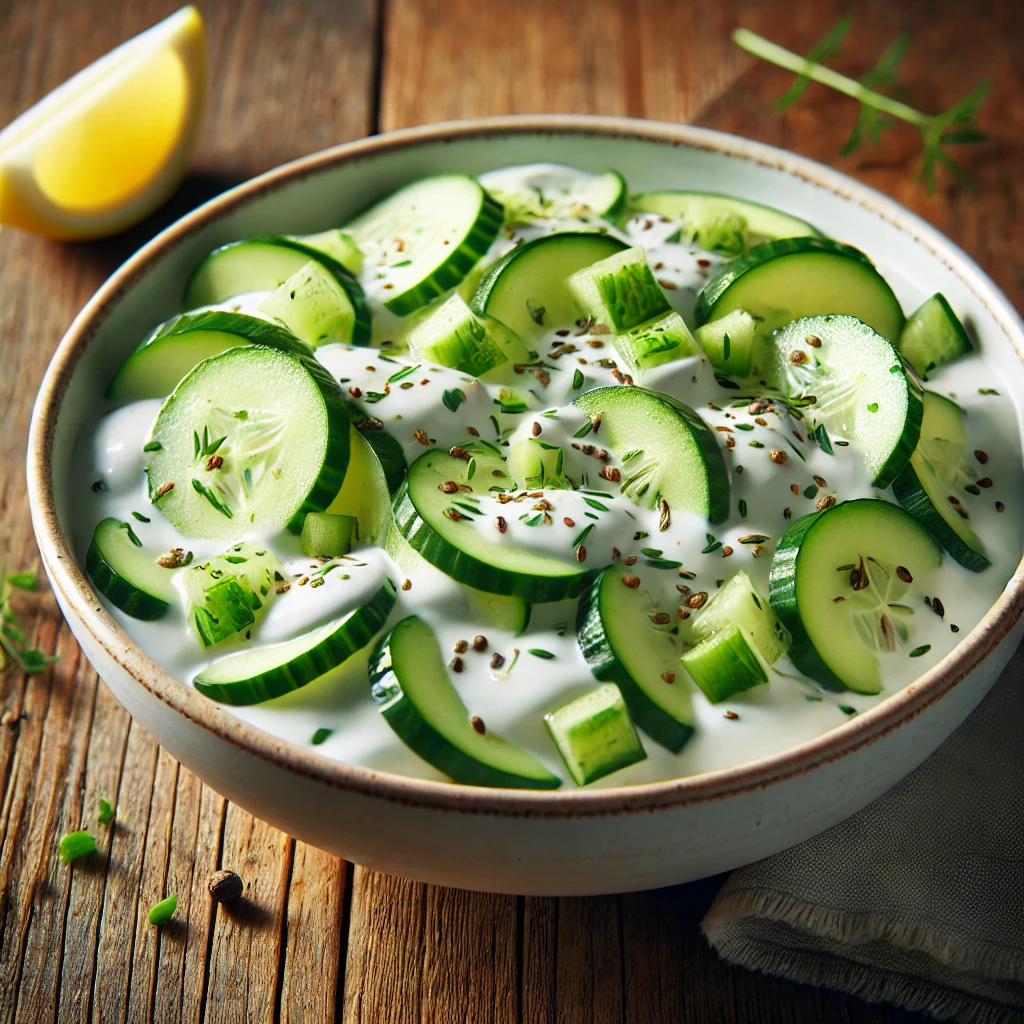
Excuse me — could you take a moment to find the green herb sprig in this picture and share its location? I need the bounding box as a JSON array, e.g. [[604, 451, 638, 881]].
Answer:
[[1, 569, 59, 676], [733, 20, 991, 192]]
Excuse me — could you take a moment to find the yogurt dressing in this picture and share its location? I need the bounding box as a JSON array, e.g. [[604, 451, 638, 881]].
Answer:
[[71, 166, 1024, 788]]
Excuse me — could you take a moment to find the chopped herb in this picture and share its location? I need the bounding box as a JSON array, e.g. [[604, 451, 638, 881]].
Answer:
[[193, 430, 200, 459], [122, 522, 143, 548], [142, 441, 162, 452], [98, 798, 115, 825], [583, 498, 609, 512], [222, 555, 248, 564], [573, 419, 596, 439], [387, 364, 421, 383], [519, 511, 545, 527], [838, 705, 857, 716], [633, 531, 650, 541], [814, 423, 835, 455], [507, 648, 521, 673], [528, 648, 555, 659], [702, 534, 723, 554], [804, 694, 824, 702], [311, 727, 333, 745], [573, 523, 595, 548], [715, 374, 741, 390], [909, 644, 932, 658], [571, 369, 584, 390], [748, 440, 765, 449], [148, 894, 178, 926], [738, 499, 748, 518], [526, 300, 546, 326], [91, 479, 107, 493], [979, 388, 999, 395], [739, 534, 769, 544], [442, 388, 466, 413], [867, 402, 879, 413], [363, 390, 388, 404], [722, 332, 732, 361], [640, 547, 663, 557], [390, 259, 413, 268], [191, 479, 233, 518], [734, 423, 755, 432], [646, 558, 683, 569], [59, 831, 96, 865], [803, 484, 819, 499], [5, 569, 38, 591], [131, 511, 151, 523]]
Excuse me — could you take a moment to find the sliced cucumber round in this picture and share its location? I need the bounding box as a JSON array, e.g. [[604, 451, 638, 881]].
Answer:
[[897, 293, 972, 379], [629, 191, 821, 254], [892, 392, 989, 571], [345, 174, 503, 317], [694, 237, 905, 346], [479, 164, 627, 222], [369, 616, 561, 789], [109, 311, 310, 402], [352, 421, 408, 496], [194, 580, 397, 705], [326, 427, 393, 547], [289, 228, 363, 275], [85, 517, 178, 620], [768, 315, 923, 488], [471, 232, 627, 345], [768, 499, 943, 694], [576, 568, 694, 753], [145, 345, 350, 540], [571, 386, 730, 523], [183, 237, 372, 345], [394, 450, 592, 602]]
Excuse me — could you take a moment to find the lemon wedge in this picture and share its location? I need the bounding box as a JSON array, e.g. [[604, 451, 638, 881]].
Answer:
[[0, 6, 207, 240]]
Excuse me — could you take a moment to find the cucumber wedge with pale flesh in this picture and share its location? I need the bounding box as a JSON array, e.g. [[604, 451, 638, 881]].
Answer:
[[86, 517, 179, 620], [896, 293, 972, 379]]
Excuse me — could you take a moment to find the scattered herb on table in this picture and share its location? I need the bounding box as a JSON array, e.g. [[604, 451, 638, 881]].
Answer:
[[98, 798, 115, 825], [148, 894, 178, 925], [59, 831, 96, 865], [1, 571, 60, 677], [733, 19, 991, 193]]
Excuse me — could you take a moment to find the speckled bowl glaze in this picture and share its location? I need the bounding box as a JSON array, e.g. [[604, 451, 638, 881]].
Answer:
[[27, 117, 1024, 895]]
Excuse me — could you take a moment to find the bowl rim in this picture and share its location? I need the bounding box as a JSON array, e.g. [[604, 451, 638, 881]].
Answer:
[[27, 114, 1024, 819]]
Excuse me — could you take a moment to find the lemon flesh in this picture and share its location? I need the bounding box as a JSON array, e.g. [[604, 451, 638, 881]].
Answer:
[[0, 6, 206, 239]]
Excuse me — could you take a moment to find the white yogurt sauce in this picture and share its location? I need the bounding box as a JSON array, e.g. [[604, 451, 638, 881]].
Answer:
[[71, 165, 1024, 788]]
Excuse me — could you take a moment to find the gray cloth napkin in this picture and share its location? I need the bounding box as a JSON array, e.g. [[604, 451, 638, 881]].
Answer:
[[702, 641, 1024, 1024]]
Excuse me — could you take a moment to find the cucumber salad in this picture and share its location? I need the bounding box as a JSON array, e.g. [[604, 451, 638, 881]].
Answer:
[[77, 163, 1023, 789]]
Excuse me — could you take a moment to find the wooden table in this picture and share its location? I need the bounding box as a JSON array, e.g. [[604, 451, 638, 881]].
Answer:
[[1, 0, 1020, 1020]]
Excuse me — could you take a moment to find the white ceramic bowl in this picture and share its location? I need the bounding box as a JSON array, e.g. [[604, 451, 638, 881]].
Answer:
[[28, 116, 1024, 895]]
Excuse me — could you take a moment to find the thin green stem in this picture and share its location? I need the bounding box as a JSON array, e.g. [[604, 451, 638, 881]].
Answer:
[[733, 28, 929, 129]]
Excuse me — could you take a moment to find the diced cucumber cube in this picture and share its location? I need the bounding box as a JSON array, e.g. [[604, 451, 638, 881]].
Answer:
[[680, 625, 768, 704], [511, 438, 566, 489], [407, 294, 528, 379], [301, 512, 357, 558], [290, 229, 363, 275], [544, 683, 646, 786], [695, 308, 757, 376], [567, 245, 671, 332], [690, 570, 791, 664], [897, 293, 972, 379], [614, 311, 700, 374], [258, 259, 356, 347], [183, 542, 281, 648], [495, 387, 531, 414]]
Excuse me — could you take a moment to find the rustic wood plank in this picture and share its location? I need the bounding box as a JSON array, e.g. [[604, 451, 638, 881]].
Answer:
[[203, 805, 292, 1024], [520, 898, 558, 1024], [279, 844, 347, 1024]]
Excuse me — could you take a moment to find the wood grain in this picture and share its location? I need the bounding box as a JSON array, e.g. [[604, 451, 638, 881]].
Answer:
[[0, 0, 1019, 1021]]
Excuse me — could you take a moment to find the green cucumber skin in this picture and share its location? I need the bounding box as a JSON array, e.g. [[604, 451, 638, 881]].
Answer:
[[184, 238, 373, 346], [354, 423, 408, 495], [392, 481, 594, 602], [891, 460, 991, 572], [873, 362, 924, 489], [385, 192, 504, 317], [766, 508, 848, 692], [85, 539, 170, 621], [575, 572, 695, 753], [659, 392, 731, 524], [368, 620, 561, 790], [194, 581, 397, 706]]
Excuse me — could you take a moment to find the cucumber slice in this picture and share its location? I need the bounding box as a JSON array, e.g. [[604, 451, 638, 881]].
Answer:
[[369, 616, 561, 789], [85, 518, 178, 620], [352, 422, 407, 497], [694, 309, 757, 377], [510, 438, 566, 490], [768, 499, 942, 694], [146, 345, 350, 540], [183, 541, 281, 648], [695, 237, 905, 347], [572, 387, 729, 523], [258, 260, 356, 347], [613, 312, 700, 376], [544, 683, 646, 786], [406, 294, 531, 380], [471, 232, 628, 345], [629, 192, 822, 254], [183, 237, 372, 345], [109, 311, 310, 402], [394, 450, 592, 602], [325, 427, 393, 546], [479, 164, 627, 222], [680, 626, 769, 704], [301, 512, 356, 558], [290, 229, 363, 275], [892, 393, 990, 571], [576, 567, 695, 752], [194, 580, 396, 705], [345, 174, 503, 316], [897, 293, 972, 379], [768, 315, 923, 488], [566, 245, 671, 332], [690, 570, 790, 664]]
